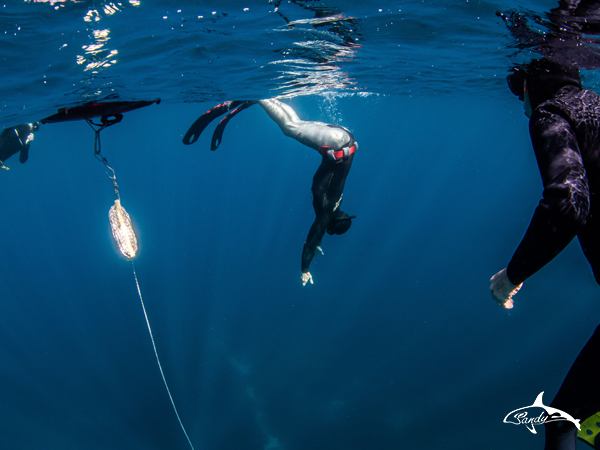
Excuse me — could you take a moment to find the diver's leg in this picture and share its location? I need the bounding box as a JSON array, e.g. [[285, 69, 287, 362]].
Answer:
[[544, 423, 577, 450], [297, 122, 352, 151], [258, 99, 301, 137], [545, 325, 600, 449], [19, 144, 29, 163], [259, 99, 354, 152]]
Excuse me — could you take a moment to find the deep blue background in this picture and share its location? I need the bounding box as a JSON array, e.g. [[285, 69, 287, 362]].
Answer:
[[0, 94, 598, 449]]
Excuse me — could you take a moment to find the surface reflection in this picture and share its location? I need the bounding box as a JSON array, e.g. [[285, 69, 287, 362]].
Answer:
[[269, 0, 362, 96]]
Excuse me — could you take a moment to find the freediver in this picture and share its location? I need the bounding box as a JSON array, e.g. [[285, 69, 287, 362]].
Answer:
[[0, 122, 39, 169], [490, 58, 600, 450], [183, 99, 357, 286]]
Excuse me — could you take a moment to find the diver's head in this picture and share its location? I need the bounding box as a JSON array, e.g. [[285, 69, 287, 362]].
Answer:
[[507, 66, 526, 101], [327, 210, 356, 235], [507, 59, 581, 111]]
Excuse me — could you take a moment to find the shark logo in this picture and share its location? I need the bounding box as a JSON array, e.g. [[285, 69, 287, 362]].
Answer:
[[504, 392, 581, 434]]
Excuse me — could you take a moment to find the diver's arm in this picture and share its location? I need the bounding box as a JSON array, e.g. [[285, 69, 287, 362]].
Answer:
[[301, 214, 329, 283], [506, 109, 589, 286]]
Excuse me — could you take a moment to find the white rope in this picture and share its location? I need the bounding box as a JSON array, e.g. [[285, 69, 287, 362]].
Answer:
[[131, 261, 196, 450]]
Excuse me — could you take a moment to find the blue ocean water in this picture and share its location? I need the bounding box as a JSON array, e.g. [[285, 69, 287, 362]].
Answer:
[[1, 1, 599, 449]]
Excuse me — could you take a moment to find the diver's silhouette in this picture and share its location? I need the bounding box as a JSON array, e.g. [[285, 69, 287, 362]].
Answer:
[[0, 123, 39, 169]]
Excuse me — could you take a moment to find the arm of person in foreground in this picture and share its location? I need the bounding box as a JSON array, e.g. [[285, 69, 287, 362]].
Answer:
[[491, 108, 589, 307]]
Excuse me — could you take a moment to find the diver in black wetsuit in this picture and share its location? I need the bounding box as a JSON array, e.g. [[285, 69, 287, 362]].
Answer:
[[0, 122, 39, 169], [490, 59, 600, 450], [183, 99, 357, 286]]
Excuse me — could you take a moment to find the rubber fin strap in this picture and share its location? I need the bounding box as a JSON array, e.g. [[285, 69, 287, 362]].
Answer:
[[211, 101, 256, 150], [131, 261, 196, 450], [182, 101, 244, 145]]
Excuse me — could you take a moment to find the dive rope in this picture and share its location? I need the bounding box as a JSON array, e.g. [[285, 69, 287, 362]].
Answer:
[[91, 116, 196, 449], [132, 261, 196, 450]]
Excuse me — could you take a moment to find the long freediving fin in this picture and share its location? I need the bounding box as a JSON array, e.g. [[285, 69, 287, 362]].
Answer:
[[182, 101, 244, 145], [211, 101, 256, 151]]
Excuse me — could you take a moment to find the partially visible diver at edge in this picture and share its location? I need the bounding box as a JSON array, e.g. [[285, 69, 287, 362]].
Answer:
[[0, 122, 39, 170], [490, 58, 600, 450], [183, 98, 357, 287]]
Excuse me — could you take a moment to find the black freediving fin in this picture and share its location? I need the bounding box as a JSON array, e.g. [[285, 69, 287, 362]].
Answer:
[[211, 101, 256, 151], [182, 101, 244, 145]]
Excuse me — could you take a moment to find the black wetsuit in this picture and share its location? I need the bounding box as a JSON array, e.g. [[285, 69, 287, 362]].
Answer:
[[507, 85, 600, 285], [0, 124, 36, 165], [301, 131, 356, 273], [182, 99, 357, 278], [255, 99, 357, 277], [505, 85, 600, 449]]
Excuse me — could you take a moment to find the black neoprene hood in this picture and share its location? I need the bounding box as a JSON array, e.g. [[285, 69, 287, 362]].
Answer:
[[507, 58, 582, 107], [326, 210, 355, 235]]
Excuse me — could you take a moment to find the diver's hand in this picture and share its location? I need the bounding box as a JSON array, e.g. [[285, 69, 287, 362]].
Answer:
[[490, 268, 522, 309], [316, 245, 324, 256], [301, 272, 313, 286]]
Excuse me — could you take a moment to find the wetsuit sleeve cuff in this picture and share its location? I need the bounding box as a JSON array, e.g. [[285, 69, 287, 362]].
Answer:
[[505, 265, 524, 287]]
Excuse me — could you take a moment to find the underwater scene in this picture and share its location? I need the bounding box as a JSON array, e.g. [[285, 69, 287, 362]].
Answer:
[[1, 1, 600, 449]]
